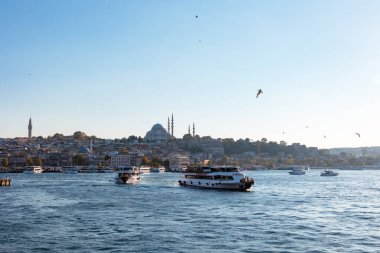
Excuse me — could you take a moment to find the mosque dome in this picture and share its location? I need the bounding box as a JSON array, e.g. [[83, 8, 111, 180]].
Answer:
[[78, 146, 90, 154], [144, 123, 171, 142], [152, 124, 166, 131]]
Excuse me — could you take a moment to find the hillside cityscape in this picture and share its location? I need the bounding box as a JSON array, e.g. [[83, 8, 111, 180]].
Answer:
[[1, 117, 379, 172]]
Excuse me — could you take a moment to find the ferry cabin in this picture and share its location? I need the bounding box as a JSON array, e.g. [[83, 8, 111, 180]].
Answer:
[[23, 166, 43, 174]]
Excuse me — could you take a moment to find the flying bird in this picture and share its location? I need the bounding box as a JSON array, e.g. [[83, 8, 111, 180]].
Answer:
[[195, 15, 198, 18], [256, 89, 263, 98], [305, 126, 309, 129], [355, 132, 361, 138], [323, 135, 327, 139]]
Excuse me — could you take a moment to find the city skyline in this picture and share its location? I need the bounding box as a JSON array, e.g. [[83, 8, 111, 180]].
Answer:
[[1, 1, 380, 148]]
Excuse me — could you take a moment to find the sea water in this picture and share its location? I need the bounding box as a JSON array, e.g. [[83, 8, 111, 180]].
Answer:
[[1, 170, 379, 252]]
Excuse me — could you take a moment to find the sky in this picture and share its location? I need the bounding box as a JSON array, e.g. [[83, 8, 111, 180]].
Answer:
[[0, 0, 380, 149]]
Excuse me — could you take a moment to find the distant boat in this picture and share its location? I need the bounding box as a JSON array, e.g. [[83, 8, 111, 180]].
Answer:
[[62, 166, 79, 174], [320, 170, 339, 176], [289, 167, 306, 175], [98, 167, 114, 173], [151, 166, 165, 173], [0, 177, 11, 186], [170, 166, 187, 172], [23, 166, 43, 174], [139, 165, 151, 174]]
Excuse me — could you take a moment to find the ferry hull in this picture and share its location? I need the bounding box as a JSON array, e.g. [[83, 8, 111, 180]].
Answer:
[[178, 179, 253, 191], [115, 177, 140, 184]]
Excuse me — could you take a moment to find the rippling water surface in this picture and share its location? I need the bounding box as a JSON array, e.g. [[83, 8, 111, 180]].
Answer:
[[1, 170, 380, 252]]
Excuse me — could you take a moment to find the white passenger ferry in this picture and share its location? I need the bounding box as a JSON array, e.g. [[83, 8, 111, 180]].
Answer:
[[23, 166, 43, 174], [178, 166, 254, 191], [139, 165, 151, 174], [115, 166, 140, 184]]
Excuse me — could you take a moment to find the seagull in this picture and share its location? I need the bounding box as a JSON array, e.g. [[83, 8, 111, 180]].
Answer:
[[355, 132, 361, 138], [256, 89, 263, 98]]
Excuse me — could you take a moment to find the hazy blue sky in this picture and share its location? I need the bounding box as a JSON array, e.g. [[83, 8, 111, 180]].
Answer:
[[1, 0, 380, 148]]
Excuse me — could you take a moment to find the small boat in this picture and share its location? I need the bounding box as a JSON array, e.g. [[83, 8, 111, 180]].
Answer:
[[42, 167, 63, 173], [62, 166, 79, 174], [320, 170, 339, 176], [178, 166, 254, 191], [0, 177, 11, 186], [289, 167, 306, 175], [98, 167, 114, 173], [139, 165, 151, 174], [150, 166, 165, 173], [23, 166, 43, 174], [115, 166, 140, 184]]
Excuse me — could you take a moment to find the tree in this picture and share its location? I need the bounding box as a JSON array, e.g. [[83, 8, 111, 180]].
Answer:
[[150, 157, 163, 167], [189, 145, 203, 153], [286, 154, 294, 165], [2, 158, 8, 167], [182, 134, 193, 142], [221, 155, 229, 165], [34, 157, 42, 166], [27, 157, 34, 166], [127, 135, 138, 143], [53, 133, 64, 140], [104, 155, 111, 161], [73, 131, 86, 141], [141, 156, 151, 165], [72, 154, 86, 166]]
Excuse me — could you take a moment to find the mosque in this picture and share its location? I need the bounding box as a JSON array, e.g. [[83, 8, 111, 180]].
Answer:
[[144, 114, 196, 142], [144, 114, 174, 142]]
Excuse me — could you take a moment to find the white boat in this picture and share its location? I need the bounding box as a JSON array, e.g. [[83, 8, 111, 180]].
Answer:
[[115, 166, 140, 184], [320, 170, 339, 176], [62, 166, 79, 174], [289, 167, 306, 175], [170, 166, 187, 172], [178, 166, 255, 191], [23, 166, 43, 174], [139, 165, 151, 174], [151, 166, 165, 173]]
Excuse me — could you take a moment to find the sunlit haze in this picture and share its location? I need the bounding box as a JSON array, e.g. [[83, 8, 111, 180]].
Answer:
[[1, 0, 380, 148]]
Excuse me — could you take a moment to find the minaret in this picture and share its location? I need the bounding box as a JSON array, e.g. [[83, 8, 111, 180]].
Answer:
[[28, 117, 32, 138], [90, 137, 93, 155], [167, 117, 170, 133], [193, 122, 195, 137], [188, 125, 190, 135], [171, 113, 174, 137]]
